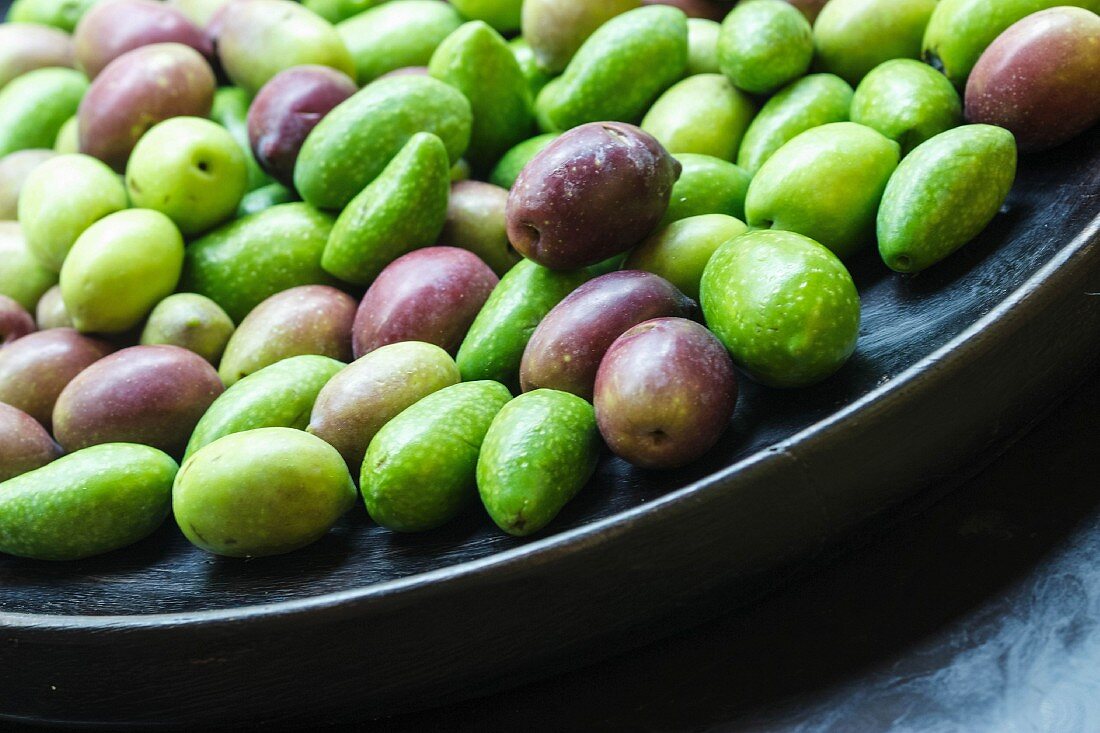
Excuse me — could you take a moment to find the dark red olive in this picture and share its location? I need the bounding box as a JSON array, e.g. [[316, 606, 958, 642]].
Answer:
[[506, 121, 681, 270], [520, 270, 696, 401], [247, 65, 357, 187], [595, 317, 737, 469]]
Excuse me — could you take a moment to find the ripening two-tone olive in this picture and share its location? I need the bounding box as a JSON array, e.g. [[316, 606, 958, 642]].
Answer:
[[520, 270, 696, 401], [78, 43, 216, 171], [52, 344, 224, 456], [352, 247, 499, 358], [73, 0, 213, 79], [218, 285, 356, 386], [0, 327, 114, 428], [308, 341, 461, 472], [520, 0, 640, 74], [0, 402, 61, 482], [965, 8, 1100, 153]]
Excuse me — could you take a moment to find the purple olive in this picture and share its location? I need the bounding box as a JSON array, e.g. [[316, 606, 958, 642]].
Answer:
[[352, 246, 499, 358], [506, 121, 681, 270], [0, 402, 62, 482], [217, 284, 356, 386], [73, 0, 213, 79], [0, 23, 75, 91], [247, 65, 357, 188], [520, 270, 696, 401], [641, 0, 730, 22], [594, 317, 737, 469], [0, 294, 35, 346], [0, 328, 114, 428], [965, 8, 1100, 153], [78, 42, 216, 171], [52, 344, 224, 455]]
